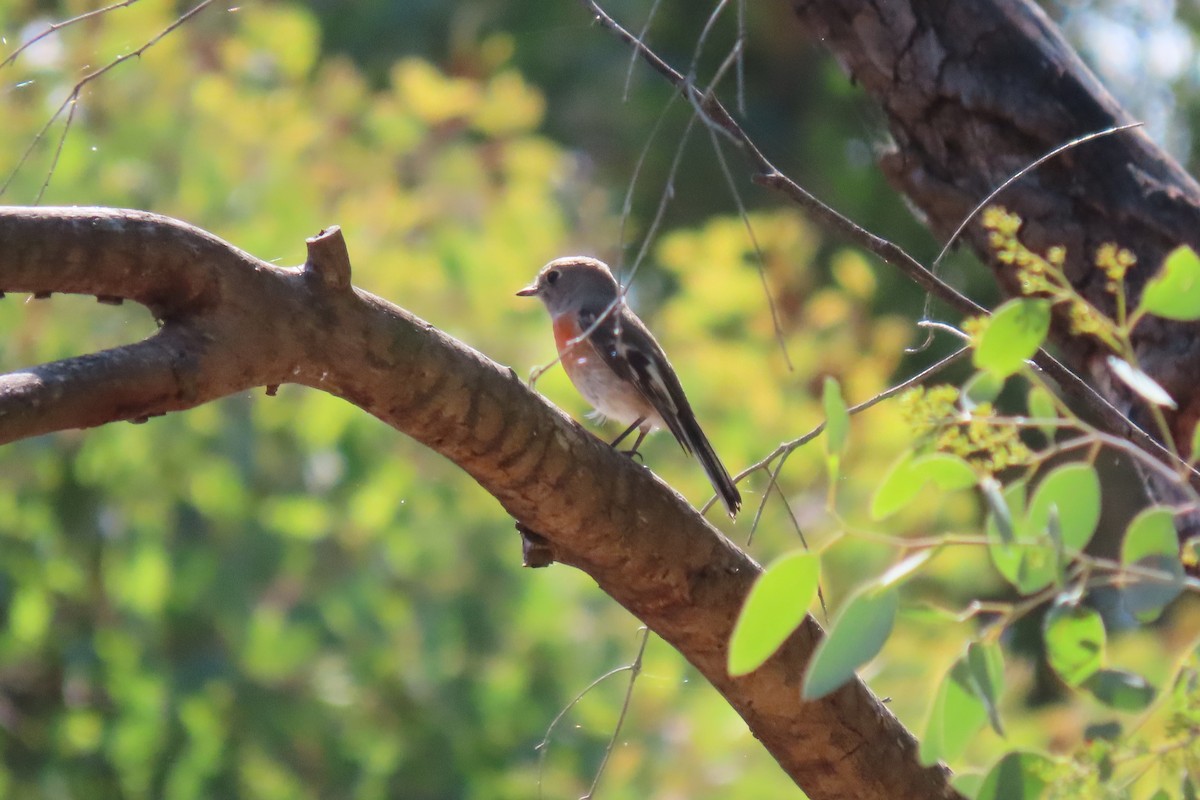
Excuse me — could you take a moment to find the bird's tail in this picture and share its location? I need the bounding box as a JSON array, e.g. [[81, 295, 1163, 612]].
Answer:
[[678, 411, 742, 518]]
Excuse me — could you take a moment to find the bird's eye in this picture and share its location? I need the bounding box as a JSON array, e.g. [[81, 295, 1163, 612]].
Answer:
[[545, 269, 560, 285]]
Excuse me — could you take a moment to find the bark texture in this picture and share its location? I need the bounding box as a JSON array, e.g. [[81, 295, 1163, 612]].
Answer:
[[792, 0, 1200, 472], [0, 207, 960, 800]]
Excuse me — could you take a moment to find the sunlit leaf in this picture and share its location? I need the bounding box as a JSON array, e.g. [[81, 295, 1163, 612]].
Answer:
[[1138, 245, 1200, 321], [877, 549, 936, 588], [1027, 463, 1101, 552], [871, 452, 976, 519], [1026, 384, 1060, 442], [728, 552, 821, 676], [922, 658, 988, 764], [1107, 356, 1177, 409], [823, 377, 850, 458], [1043, 602, 1105, 687], [973, 299, 1051, 378], [922, 642, 1005, 765], [962, 371, 1004, 410], [802, 586, 898, 700]]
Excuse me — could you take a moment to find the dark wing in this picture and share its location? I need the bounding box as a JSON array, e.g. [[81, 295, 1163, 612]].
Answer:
[[579, 304, 696, 453], [581, 303, 743, 517]]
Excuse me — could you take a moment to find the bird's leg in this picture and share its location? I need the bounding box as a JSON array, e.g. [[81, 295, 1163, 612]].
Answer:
[[610, 417, 649, 461]]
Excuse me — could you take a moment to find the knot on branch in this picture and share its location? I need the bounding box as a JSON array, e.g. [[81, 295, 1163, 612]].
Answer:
[[304, 226, 352, 291]]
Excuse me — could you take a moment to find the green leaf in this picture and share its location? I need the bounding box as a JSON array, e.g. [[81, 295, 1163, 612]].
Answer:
[[1026, 384, 1060, 442], [823, 377, 850, 458], [871, 453, 976, 519], [1027, 463, 1101, 552], [877, 549, 936, 588], [921, 642, 1005, 765], [1043, 602, 1105, 687], [974, 299, 1051, 378], [1138, 245, 1200, 321], [967, 642, 1005, 736], [962, 371, 1004, 410], [1107, 356, 1177, 409], [976, 752, 1056, 800], [802, 586, 898, 700], [1084, 721, 1122, 741], [1120, 507, 1183, 622], [1084, 668, 1156, 711], [728, 552, 821, 677], [988, 465, 1100, 594], [1191, 421, 1200, 465], [921, 658, 988, 764], [988, 482, 1056, 594], [981, 476, 1016, 545]]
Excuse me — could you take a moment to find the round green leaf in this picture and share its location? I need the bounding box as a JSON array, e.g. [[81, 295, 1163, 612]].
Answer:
[[802, 586, 898, 700], [871, 453, 976, 520], [1138, 245, 1200, 321], [973, 299, 1051, 378], [963, 371, 1005, 409], [1043, 602, 1105, 687], [728, 552, 820, 677], [1121, 507, 1184, 622], [1026, 384, 1060, 442], [1028, 463, 1101, 551]]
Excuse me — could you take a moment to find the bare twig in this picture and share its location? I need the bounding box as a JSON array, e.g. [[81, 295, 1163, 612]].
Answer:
[[1, 0, 213, 200], [0, 0, 142, 69]]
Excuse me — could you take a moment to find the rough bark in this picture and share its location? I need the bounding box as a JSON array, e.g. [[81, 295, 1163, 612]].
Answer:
[[791, 0, 1200, 480], [0, 207, 960, 800]]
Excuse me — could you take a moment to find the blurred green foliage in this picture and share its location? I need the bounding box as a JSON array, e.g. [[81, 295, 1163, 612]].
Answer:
[[0, 2, 1198, 799]]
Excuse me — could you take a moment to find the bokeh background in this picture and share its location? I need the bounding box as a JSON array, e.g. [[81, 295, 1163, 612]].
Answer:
[[1, 1, 1198, 797]]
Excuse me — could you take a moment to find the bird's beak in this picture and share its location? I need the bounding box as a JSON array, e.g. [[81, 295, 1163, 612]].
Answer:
[[515, 283, 539, 297]]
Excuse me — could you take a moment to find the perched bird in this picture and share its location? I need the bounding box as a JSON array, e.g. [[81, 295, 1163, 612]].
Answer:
[[517, 256, 741, 517]]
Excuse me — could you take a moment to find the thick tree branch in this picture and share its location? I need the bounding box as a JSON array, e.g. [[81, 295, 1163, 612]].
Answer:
[[0, 206, 957, 800]]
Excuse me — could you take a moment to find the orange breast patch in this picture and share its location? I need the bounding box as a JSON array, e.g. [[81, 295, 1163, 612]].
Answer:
[[551, 313, 583, 352]]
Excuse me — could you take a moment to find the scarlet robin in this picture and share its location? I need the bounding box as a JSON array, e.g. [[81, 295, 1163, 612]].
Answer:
[[518, 256, 742, 518]]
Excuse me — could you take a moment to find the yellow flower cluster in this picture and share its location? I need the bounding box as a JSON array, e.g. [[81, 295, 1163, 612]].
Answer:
[[899, 385, 1034, 472], [981, 207, 1123, 349]]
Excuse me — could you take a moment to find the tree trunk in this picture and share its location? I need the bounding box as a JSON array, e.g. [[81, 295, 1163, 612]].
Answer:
[[792, 0, 1200, 486]]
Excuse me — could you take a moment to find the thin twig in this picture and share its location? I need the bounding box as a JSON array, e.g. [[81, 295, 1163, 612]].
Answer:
[[582, 627, 649, 799], [535, 633, 644, 799], [0, 0, 142, 69], [1, 0, 213, 200], [931, 122, 1144, 272], [615, 94, 679, 283], [732, 347, 972, 484]]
